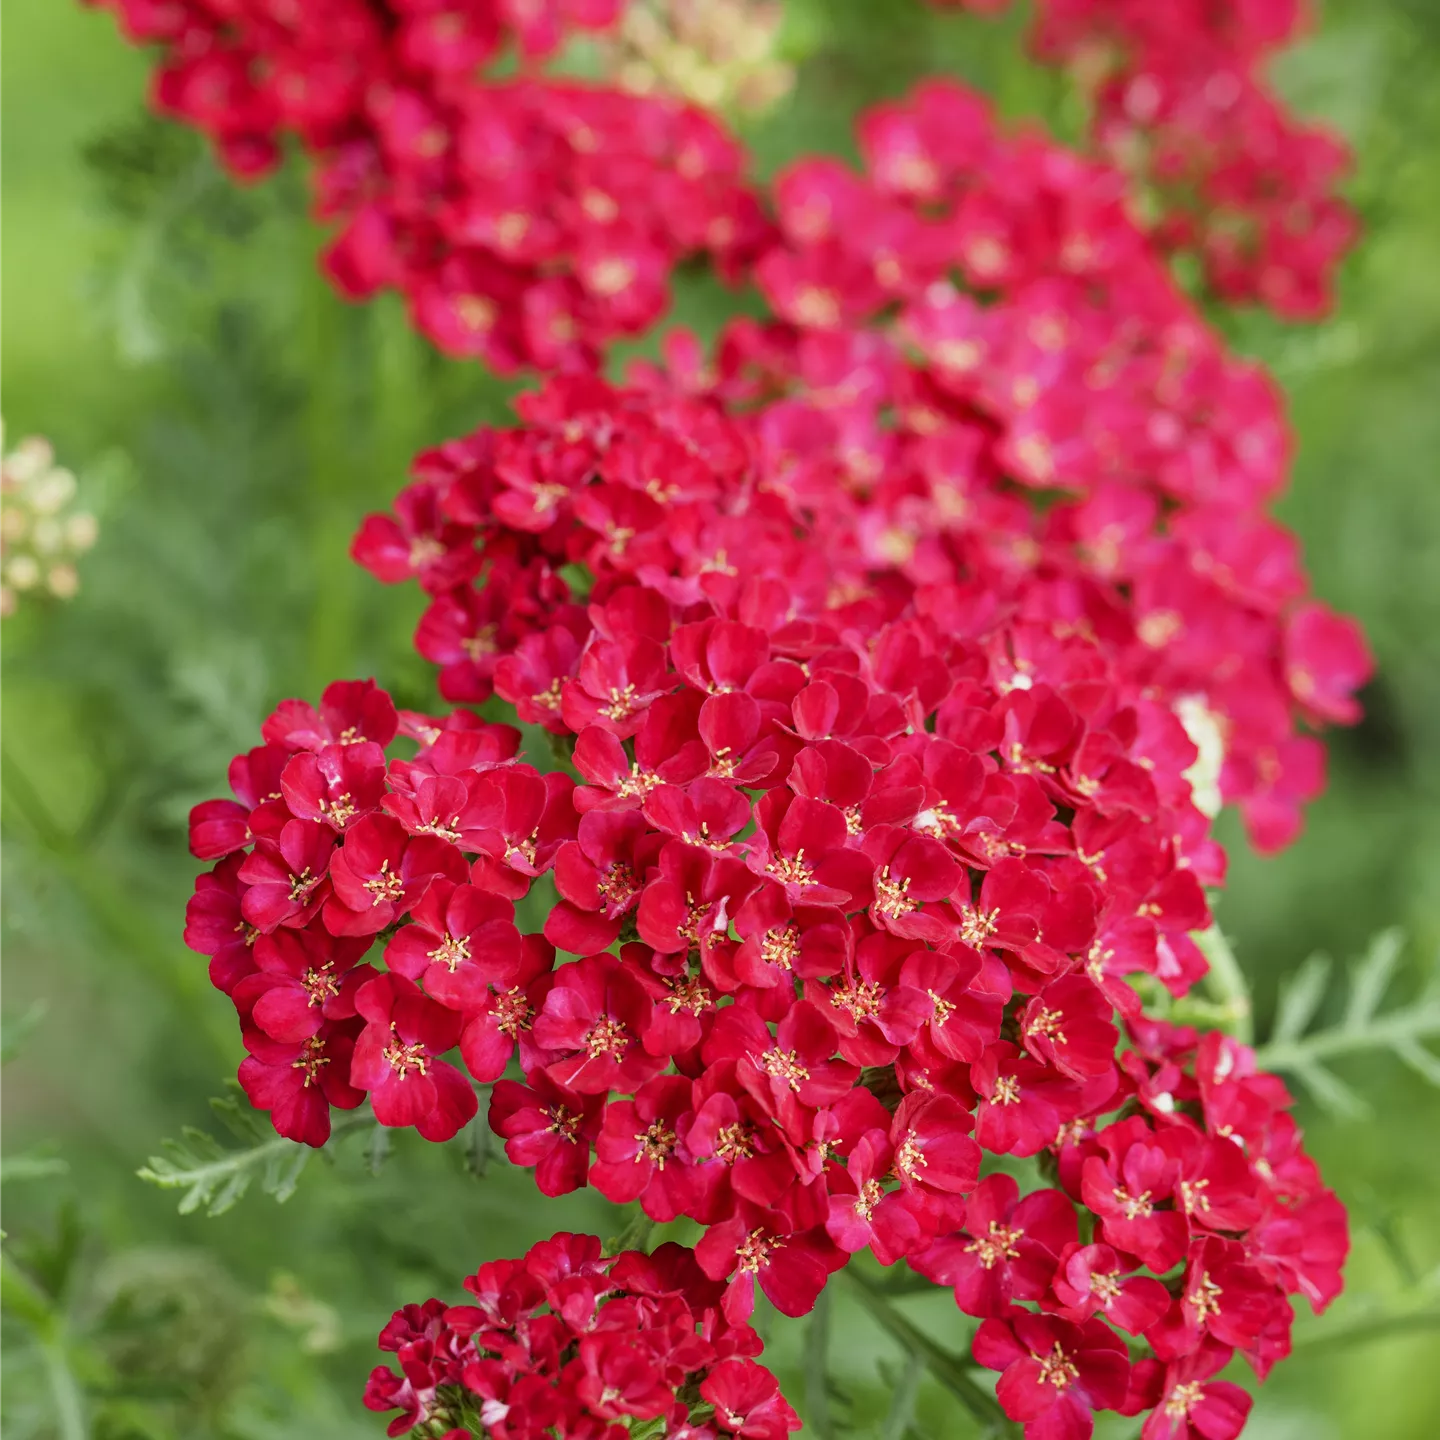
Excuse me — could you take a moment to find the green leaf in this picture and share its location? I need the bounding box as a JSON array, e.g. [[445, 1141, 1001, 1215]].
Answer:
[[1272, 953, 1332, 1044], [0, 1150, 69, 1186], [138, 1125, 307, 1217], [1292, 1062, 1369, 1120], [1396, 1038, 1440, 1087], [1254, 930, 1440, 1114], [1345, 928, 1405, 1031], [1, 1000, 49, 1064], [137, 1096, 371, 1216]]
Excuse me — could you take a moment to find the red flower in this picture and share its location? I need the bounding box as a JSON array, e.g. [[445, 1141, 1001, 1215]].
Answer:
[[548, 808, 661, 953], [465, 766, 577, 893], [351, 973, 477, 1140], [384, 880, 522, 1007], [1284, 602, 1372, 724], [263, 678, 398, 752], [1047, 1243, 1171, 1336], [326, 814, 468, 936], [1140, 1341, 1252, 1440], [590, 1075, 702, 1220], [889, 1091, 983, 1201], [1147, 1237, 1281, 1364], [351, 481, 480, 594], [238, 1020, 365, 1147], [825, 1128, 926, 1264], [532, 952, 665, 1095], [899, 943, 1007, 1063], [911, 1174, 1076, 1317], [862, 828, 962, 943], [696, 1204, 843, 1320], [457, 934, 556, 1083], [973, 1312, 1131, 1440], [956, 856, 1049, 953], [233, 928, 375, 1043], [745, 790, 872, 908], [701, 1358, 803, 1439], [1020, 974, 1118, 1082], [185, 854, 259, 995], [237, 819, 335, 933], [489, 1073, 604, 1195], [703, 998, 859, 1114], [1081, 1122, 1190, 1273], [281, 741, 388, 833], [973, 1042, 1085, 1158]]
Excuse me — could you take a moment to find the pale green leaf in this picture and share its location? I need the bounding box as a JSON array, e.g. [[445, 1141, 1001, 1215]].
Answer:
[[1345, 928, 1405, 1031], [1273, 953, 1333, 1044]]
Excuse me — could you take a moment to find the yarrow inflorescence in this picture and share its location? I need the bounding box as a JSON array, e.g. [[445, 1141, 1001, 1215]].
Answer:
[[364, 1234, 799, 1440], [88, 0, 769, 372], [190, 328, 1357, 1434], [87, 6, 1372, 1435], [924, 0, 1357, 316]]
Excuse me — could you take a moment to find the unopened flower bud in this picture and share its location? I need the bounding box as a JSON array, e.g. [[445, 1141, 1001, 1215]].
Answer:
[[602, 0, 793, 119], [66, 512, 99, 551], [6, 554, 41, 590], [47, 563, 80, 599], [1, 421, 99, 616]]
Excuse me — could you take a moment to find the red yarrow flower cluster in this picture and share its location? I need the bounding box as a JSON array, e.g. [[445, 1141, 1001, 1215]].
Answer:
[[363, 1233, 798, 1440], [182, 360, 1352, 1438], [716, 79, 1369, 850], [922, 0, 1357, 316], [89, 0, 765, 371]]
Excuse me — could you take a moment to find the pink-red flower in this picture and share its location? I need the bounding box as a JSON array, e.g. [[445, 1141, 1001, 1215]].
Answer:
[[351, 973, 478, 1140]]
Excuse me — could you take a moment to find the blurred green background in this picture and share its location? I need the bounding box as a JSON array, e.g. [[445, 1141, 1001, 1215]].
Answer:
[[3, 1, 1439, 1436]]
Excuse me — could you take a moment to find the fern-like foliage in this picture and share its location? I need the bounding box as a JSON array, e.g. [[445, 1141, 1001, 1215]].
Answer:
[[1255, 930, 1440, 1117], [137, 1092, 371, 1216]]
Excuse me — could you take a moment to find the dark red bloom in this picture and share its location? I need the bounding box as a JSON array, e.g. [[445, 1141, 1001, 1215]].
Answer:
[[590, 1074, 701, 1220], [974, 1312, 1131, 1440], [326, 814, 468, 936], [237, 819, 336, 933], [911, 1174, 1076, 1317], [233, 928, 375, 1043], [351, 973, 477, 1140], [702, 1358, 803, 1439], [532, 952, 666, 1095], [1081, 1121, 1190, 1273], [489, 1074, 604, 1196], [238, 1020, 365, 1148], [973, 1042, 1085, 1157], [384, 880, 522, 1006], [1139, 1340, 1252, 1440], [1048, 1243, 1171, 1336], [1147, 1238, 1278, 1362], [696, 1204, 844, 1320]]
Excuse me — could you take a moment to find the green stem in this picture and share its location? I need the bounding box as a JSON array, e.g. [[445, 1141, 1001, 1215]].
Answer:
[[881, 1351, 925, 1440], [302, 265, 361, 690], [803, 1286, 835, 1440], [1290, 1306, 1440, 1357], [843, 1268, 1014, 1437], [2, 1255, 88, 1440], [0, 745, 68, 850], [42, 1336, 89, 1440], [603, 1204, 656, 1257], [1193, 925, 1254, 1044]]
